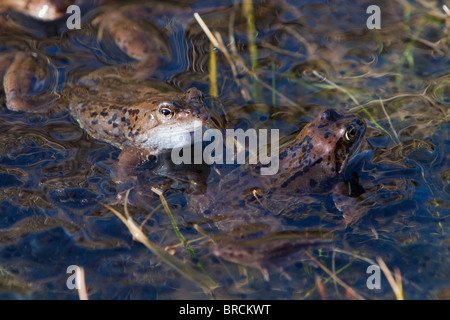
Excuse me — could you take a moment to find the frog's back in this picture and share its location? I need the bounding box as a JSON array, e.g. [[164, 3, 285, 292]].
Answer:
[[67, 77, 172, 148]]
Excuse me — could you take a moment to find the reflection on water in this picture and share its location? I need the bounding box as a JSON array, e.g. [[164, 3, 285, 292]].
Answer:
[[0, 0, 449, 299]]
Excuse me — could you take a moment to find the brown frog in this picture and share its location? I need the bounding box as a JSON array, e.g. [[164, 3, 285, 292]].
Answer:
[[68, 77, 208, 181], [0, 3, 210, 182], [189, 109, 366, 280]]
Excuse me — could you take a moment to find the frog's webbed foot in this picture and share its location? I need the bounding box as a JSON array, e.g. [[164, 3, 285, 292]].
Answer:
[[3, 52, 58, 113], [93, 5, 171, 80]]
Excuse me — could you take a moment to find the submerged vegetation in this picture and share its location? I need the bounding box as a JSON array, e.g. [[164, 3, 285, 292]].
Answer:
[[0, 0, 448, 299]]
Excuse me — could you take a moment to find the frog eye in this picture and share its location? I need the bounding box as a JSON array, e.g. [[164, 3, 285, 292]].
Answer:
[[345, 124, 357, 142], [158, 103, 175, 120]]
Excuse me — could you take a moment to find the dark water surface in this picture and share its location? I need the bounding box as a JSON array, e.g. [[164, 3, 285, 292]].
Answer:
[[0, 0, 449, 299]]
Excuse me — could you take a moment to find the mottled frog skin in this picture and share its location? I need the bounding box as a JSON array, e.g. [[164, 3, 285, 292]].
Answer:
[[69, 79, 207, 154], [67, 77, 208, 181], [1, 1, 367, 280], [189, 109, 366, 280], [191, 109, 366, 213], [0, 2, 210, 182]]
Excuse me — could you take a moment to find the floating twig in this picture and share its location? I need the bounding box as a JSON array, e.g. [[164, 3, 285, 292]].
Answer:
[[304, 250, 365, 300], [98, 194, 218, 294], [76, 266, 88, 301], [376, 256, 404, 300]]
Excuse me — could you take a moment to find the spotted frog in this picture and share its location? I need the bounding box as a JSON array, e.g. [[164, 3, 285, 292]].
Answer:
[[0, 3, 210, 182], [189, 109, 366, 280]]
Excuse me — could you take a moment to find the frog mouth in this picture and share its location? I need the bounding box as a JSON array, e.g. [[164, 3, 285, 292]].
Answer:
[[140, 121, 209, 151]]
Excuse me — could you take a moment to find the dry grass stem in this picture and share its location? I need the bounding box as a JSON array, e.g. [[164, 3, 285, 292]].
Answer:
[[98, 196, 218, 294], [193, 12, 220, 48], [76, 266, 88, 300], [378, 97, 401, 144], [315, 276, 328, 300], [194, 11, 298, 106], [312, 70, 360, 106], [376, 256, 404, 300], [283, 26, 317, 57], [139, 204, 161, 229], [252, 189, 265, 209], [304, 250, 365, 300], [332, 248, 378, 268]]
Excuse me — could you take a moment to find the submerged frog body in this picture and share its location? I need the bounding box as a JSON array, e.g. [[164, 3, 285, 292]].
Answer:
[[189, 109, 366, 280], [1, 51, 58, 112], [191, 109, 366, 214]]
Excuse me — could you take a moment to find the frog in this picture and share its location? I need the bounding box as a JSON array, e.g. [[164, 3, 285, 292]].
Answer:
[[0, 0, 75, 21], [0, 2, 210, 183], [188, 109, 366, 280], [67, 77, 208, 182]]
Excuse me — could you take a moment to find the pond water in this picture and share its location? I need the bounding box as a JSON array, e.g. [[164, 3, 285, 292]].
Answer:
[[0, 0, 449, 299]]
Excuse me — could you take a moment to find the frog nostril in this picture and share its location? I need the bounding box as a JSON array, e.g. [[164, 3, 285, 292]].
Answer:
[[321, 109, 341, 121], [186, 87, 203, 102]]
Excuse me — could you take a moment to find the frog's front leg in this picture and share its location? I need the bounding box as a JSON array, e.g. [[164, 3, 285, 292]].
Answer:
[[111, 144, 153, 184], [332, 174, 368, 225], [3, 52, 58, 112]]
